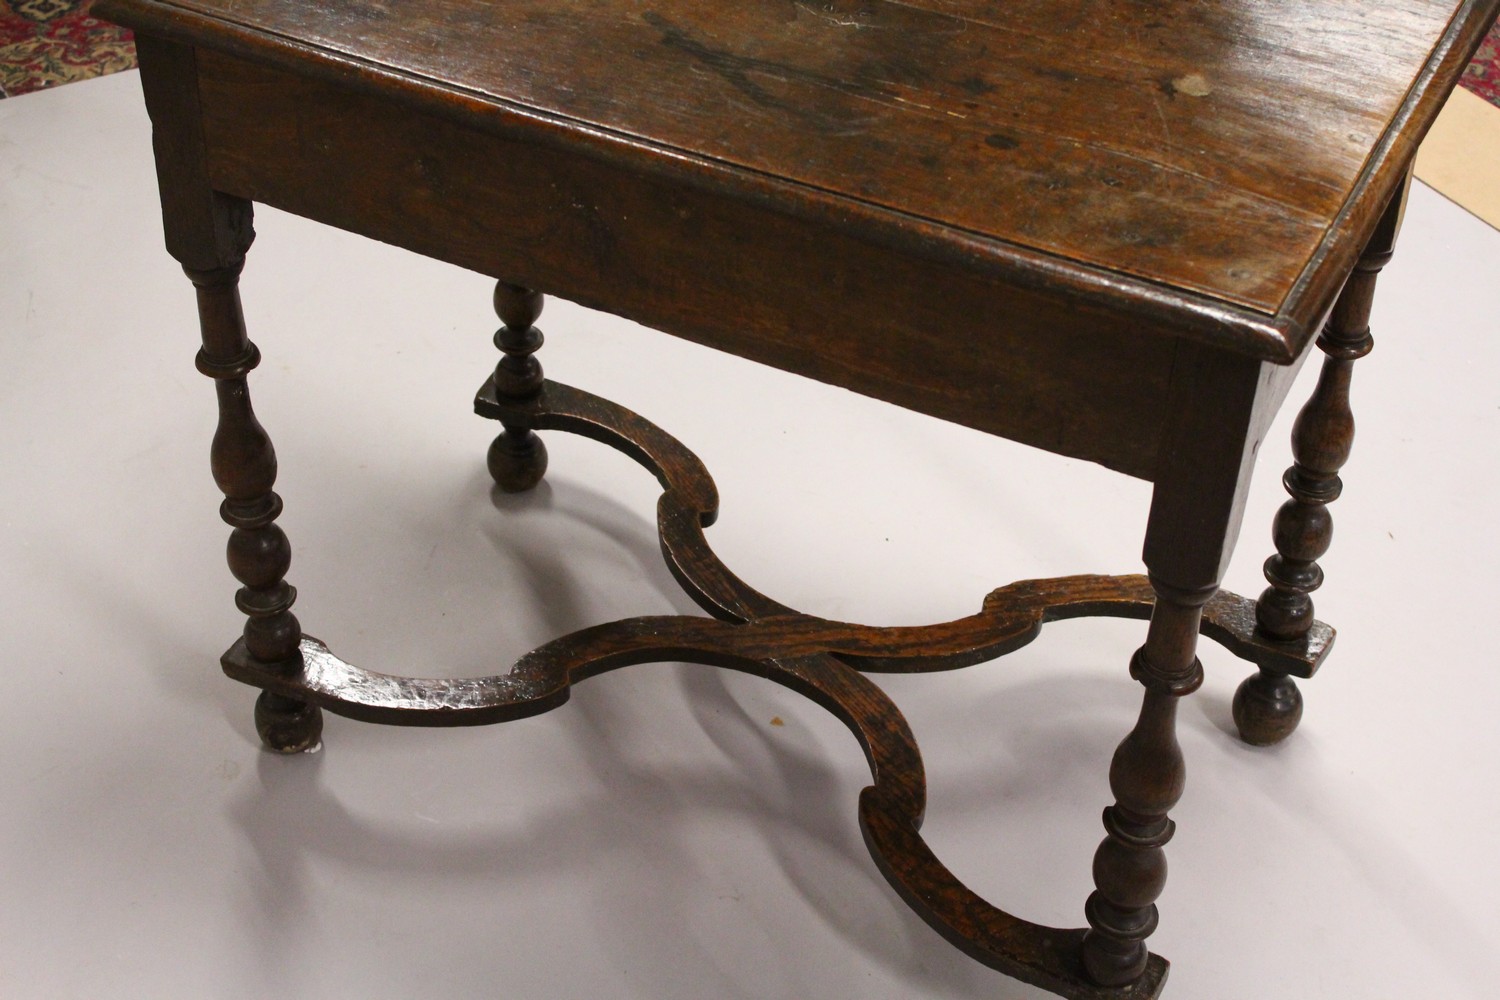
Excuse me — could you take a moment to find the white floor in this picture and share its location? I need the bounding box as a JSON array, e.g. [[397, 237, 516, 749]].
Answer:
[[3, 70, 1498, 1000]]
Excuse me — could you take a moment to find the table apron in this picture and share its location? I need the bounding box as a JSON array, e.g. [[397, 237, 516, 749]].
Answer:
[[194, 48, 1187, 479]]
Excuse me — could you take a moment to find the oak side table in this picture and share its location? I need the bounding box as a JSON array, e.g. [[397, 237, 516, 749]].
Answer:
[[99, 1, 1500, 996]]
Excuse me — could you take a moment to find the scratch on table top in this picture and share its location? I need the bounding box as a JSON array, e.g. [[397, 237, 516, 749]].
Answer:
[[795, 2, 874, 28], [890, 94, 969, 118]]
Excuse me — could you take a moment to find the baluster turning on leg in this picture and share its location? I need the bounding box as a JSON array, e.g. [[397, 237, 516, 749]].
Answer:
[[1236, 183, 1405, 747], [486, 282, 549, 492], [1082, 580, 1208, 986], [188, 262, 321, 753]]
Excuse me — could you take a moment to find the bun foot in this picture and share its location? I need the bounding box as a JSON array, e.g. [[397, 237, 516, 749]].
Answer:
[[487, 428, 548, 492], [1232, 669, 1302, 746], [255, 690, 323, 753]]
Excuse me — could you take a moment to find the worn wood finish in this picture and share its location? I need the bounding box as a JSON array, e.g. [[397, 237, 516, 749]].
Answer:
[[234, 374, 1336, 724], [98, 0, 1500, 345], [229, 376, 1328, 998], [222, 577, 1322, 730], [100, 0, 1499, 994], [1074, 323, 1300, 983], [486, 282, 549, 492], [188, 50, 1174, 478], [1237, 176, 1411, 746], [1081, 582, 1208, 985], [132, 33, 322, 753], [130, 33, 252, 272], [191, 261, 322, 753], [102, 0, 1500, 480], [476, 378, 1334, 681], [229, 629, 1168, 999]]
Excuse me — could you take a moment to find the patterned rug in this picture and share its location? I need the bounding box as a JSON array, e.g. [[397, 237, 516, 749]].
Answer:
[[1, 0, 1498, 109], [1, 0, 133, 98], [1466, 17, 1500, 106]]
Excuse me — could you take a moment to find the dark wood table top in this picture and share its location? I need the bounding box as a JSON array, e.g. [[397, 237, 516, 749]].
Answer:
[[99, 0, 1499, 361]]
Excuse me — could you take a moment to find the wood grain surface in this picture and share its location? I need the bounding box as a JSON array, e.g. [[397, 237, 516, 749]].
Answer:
[[190, 47, 1178, 476], [96, 0, 1486, 314]]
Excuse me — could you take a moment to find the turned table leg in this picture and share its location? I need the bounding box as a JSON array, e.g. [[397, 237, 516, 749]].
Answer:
[[1081, 579, 1208, 985], [1237, 177, 1409, 747], [188, 261, 321, 753], [134, 36, 322, 752], [1081, 339, 1291, 988], [486, 281, 549, 492]]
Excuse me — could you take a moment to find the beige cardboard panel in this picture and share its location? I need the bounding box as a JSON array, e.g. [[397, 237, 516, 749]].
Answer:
[[1416, 86, 1500, 230]]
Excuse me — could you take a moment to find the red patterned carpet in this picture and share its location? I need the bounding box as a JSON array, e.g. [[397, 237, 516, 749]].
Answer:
[[0, 1, 1498, 109], [1, 0, 133, 98], [1465, 16, 1500, 106]]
